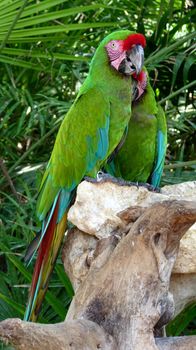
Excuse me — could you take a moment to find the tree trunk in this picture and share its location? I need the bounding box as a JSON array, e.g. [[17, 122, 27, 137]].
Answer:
[[0, 181, 196, 350]]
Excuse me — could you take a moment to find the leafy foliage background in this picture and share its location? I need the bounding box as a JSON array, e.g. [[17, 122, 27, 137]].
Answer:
[[0, 0, 195, 338]]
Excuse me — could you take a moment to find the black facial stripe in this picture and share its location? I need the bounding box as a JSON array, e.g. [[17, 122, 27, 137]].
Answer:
[[118, 59, 126, 74]]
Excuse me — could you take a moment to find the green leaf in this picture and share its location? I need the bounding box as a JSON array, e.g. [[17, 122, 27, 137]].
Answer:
[[0, 54, 44, 70], [159, 80, 196, 104], [0, 22, 118, 40], [167, 303, 196, 336], [55, 265, 74, 298], [0, 48, 89, 62], [0, 192, 27, 216], [145, 32, 196, 68], [168, 9, 196, 39], [183, 55, 195, 85], [0, 5, 107, 29], [171, 53, 185, 91], [0, 248, 31, 281], [45, 290, 67, 319], [0, 292, 25, 316]]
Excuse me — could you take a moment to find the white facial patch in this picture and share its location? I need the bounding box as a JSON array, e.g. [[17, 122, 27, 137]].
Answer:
[[110, 52, 126, 70]]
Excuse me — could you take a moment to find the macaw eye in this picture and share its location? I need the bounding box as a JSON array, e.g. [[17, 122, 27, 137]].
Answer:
[[111, 41, 117, 49]]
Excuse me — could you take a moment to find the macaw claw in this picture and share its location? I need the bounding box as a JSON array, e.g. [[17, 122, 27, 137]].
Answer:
[[85, 173, 160, 193]]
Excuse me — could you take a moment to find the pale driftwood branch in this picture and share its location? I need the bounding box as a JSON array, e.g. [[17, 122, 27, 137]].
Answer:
[[66, 200, 196, 350], [156, 336, 196, 350], [0, 181, 195, 350], [65, 180, 196, 315], [0, 318, 117, 350], [170, 273, 196, 317], [0, 318, 195, 350]]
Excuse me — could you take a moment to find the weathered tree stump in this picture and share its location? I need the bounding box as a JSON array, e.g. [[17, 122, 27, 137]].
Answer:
[[0, 181, 195, 350]]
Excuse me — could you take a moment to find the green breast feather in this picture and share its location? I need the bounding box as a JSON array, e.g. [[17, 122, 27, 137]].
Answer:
[[108, 70, 167, 187]]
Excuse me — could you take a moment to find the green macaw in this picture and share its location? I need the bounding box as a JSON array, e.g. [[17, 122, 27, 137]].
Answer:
[[24, 30, 146, 321], [107, 67, 167, 188]]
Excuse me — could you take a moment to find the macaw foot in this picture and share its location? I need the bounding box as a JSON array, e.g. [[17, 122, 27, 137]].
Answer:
[[85, 172, 160, 193], [84, 171, 116, 184], [135, 182, 160, 193]]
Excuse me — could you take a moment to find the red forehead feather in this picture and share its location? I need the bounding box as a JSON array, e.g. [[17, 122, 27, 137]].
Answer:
[[123, 33, 146, 51]]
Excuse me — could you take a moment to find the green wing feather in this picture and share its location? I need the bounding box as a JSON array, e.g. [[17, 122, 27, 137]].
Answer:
[[150, 105, 167, 187], [37, 86, 110, 221], [24, 86, 111, 321]]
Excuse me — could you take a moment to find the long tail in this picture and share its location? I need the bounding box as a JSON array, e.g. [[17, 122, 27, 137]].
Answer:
[[24, 199, 67, 322]]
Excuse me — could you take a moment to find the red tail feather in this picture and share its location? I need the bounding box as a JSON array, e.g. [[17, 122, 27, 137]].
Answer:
[[24, 199, 66, 321], [30, 200, 59, 295]]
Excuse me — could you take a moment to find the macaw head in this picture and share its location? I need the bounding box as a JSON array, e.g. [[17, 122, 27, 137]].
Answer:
[[104, 31, 146, 76], [133, 70, 148, 101]]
